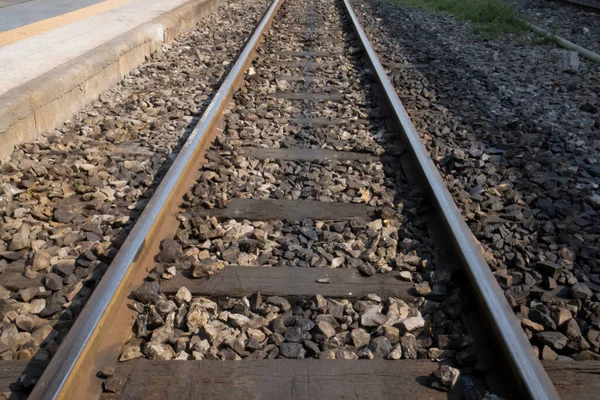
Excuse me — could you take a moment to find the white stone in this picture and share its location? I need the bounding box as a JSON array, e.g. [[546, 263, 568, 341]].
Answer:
[[399, 316, 426, 332], [556, 50, 579, 73], [24, 299, 46, 314], [174, 351, 190, 360], [144, 343, 175, 360], [360, 306, 387, 327], [175, 287, 192, 303], [119, 345, 144, 361], [227, 313, 250, 328]]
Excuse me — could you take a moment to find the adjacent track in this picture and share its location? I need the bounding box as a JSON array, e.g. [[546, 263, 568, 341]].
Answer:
[[551, 0, 600, 13], [17, 0, 585, 398]]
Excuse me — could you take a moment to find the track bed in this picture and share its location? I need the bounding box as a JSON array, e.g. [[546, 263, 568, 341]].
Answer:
[[13, 0, 597, 399], [106, 0, 486, 397]]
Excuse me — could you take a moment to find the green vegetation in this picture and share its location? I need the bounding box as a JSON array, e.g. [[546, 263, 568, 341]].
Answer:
[[389, 0, 525, 35]]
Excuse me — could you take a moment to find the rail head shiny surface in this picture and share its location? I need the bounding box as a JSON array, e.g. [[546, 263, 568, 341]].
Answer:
[[341, 1, 560, 399], [28, 0, 282, 398]]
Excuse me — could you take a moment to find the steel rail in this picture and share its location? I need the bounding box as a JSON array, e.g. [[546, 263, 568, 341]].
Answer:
[[28, 0, 282, 397], [341, 0, 561, 399], [552, 0, 600, 13], [528, 23, 600, 64]]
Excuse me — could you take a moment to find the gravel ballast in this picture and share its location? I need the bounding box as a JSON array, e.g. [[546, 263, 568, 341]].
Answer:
[[512, 0, 600, 54], [0, 0, 271, 384], [123, 0, 480, 393], [351, 0, 600, 361], [123, 290, 474, 362]]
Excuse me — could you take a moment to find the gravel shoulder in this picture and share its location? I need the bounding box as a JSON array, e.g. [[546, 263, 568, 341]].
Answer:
[[510, 0, 600, 54], [0, 0, 270, 391], [351, 0, 600, 362]]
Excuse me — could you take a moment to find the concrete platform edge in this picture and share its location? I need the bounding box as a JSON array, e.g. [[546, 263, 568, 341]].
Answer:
[[0, 0, 223, 163]]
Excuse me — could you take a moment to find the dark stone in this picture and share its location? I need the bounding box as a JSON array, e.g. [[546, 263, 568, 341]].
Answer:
[[39, 305, 62, 318], [529, 308, 557, 331], [536, 331, 568, 351], [303, 340, 320, 357], [246, 350, 267, 360], [357, 262, 376, 276], [103, 375, 126, 393], [55, 259, 75, 277], [428, 365, 460, 392], [400, 334, 418, 359], [280, 342, 305, 359], [45, 273, 63, 291], [132, 281, 161, 305], [284, 326, 310, 343], [456, 347, 477, 366], [437, 334, 474, 349], [566, 335, 590, 352], [543, 277, 557, 290], [54, 208, 75, 224], [156, 246, 182, 264], [369, 336, 392, 358], [299, 227, 318, 240], [99, 367, 115, 378], [271, 316, 290, 334], [536, 262, 562, 279], [293, 316, 316, 332], [571, 282, 593, 299], [221, 245, 240, 263], [505, 284, 530, 306], [266, 296, 291, 311]]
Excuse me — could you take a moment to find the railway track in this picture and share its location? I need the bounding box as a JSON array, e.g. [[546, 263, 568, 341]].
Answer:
[[5, 0, 596, 398], [550, 0, 600, 13]]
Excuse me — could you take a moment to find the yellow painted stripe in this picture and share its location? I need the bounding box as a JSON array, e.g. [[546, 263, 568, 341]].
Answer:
[[0, 0, 134, 48], [0, 0, 35, 9]]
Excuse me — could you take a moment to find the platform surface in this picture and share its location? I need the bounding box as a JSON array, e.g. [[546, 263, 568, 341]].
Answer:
[[0, 0, 103, 32], [0, 0, 191, 95]]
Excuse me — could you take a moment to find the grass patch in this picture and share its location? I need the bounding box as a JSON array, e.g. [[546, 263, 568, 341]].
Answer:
[[389, 0, 526, 35]]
